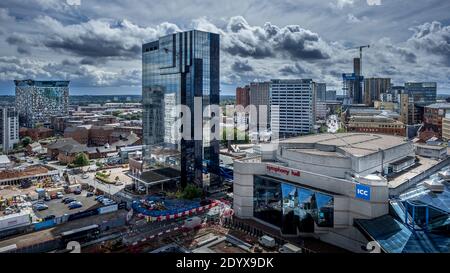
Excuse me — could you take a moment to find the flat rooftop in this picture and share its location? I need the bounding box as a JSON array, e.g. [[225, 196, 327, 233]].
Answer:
[[0, 155, 11, 165], [280, 133, 408, 157], [139, 167, 181, 184], [388, 156, 441, 189]]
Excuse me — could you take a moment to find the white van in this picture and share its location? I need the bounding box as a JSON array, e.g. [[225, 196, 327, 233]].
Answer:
[[279, 243, 302, 253]]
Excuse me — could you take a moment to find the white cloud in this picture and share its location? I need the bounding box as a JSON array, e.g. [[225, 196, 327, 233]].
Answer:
[[367, 0, 381, 6]]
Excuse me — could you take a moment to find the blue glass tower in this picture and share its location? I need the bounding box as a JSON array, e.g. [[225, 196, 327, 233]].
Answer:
[[142, 30, 220, 189]]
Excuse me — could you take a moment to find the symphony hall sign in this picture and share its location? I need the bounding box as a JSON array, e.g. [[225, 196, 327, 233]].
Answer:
[[266, 164, 301, 177]]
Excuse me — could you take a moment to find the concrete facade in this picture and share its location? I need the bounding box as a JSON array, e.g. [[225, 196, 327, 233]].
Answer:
[[0, 107, 19, 153], [233, 133, 415, 252]]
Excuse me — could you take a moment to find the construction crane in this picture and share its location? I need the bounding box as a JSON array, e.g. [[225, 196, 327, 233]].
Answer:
[[348, 45, 370, 74]]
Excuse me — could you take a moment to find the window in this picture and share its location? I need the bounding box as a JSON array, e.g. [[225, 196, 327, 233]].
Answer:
[[254, 176, 334, 234]]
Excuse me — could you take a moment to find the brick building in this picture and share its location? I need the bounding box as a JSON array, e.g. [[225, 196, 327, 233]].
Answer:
[[347, 115, 406, 136], [236, 85, 250, 108], [20, 127, 54, 141]]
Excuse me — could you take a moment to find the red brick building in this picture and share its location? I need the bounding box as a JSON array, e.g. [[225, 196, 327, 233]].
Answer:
[[20, 127, 54, 141], [236, 85, 250, 108], [64, 126, 90, 144]]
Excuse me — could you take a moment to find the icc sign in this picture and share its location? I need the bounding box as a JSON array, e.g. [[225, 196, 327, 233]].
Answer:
[[356, 184, 371, 201]]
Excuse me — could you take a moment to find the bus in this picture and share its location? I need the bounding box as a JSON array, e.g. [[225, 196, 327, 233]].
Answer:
[[60, 224, 100, 245]]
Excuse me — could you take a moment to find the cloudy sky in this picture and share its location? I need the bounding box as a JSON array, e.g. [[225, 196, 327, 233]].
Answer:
[[0, 0, 449, 96]]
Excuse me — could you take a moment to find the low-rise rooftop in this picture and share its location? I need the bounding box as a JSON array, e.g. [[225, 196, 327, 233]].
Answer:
[[280, 133, 408, 157]]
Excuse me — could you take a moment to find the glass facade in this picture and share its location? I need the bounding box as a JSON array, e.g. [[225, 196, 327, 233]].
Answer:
[[142, 30, 220, 188], [404, 82, 437, 106], [254, 175, 334, 235], [14, 80, 69, 128]]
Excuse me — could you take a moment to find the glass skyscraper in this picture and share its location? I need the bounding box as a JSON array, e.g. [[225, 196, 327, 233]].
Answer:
[[15, 80, 69, 128], [142, 30, 220, 189]]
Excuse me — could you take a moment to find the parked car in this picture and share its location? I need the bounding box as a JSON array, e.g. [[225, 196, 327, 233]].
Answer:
[[44, 195, 51, 201], [56, 192, 64, 199], [63, 197, 76, 204], [43, 215, 56, 221], [95, 195, 105, 202], [258, 235, 276, 249], [34, 204, 49, 211], [102, 199, 115, 206], [73, 189, 82, 195], [86, 192, 94, 197], [68, 201, 83, 209], [4, 208, 15, 215]]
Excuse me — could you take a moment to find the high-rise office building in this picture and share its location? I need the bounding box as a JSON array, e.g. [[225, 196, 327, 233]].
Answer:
[[236, 85, 250, 108], [249, 81, 271, 131], [142, 30, 220, 188], [316, 83, 327, 101], [342, 58, 364, 105], [326, 90, 337, 101], [404, 82, 437, 106], [15, 80, 69, 128], [0, 107, 19, 153], [270, 79, 316, 137], [353, 58, 363, 104], [364, 78, 391, 106]]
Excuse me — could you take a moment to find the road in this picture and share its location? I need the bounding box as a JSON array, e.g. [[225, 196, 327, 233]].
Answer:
[[122, 211, 210, 245]]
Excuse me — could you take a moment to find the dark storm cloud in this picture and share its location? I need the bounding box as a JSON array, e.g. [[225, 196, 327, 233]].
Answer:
[[6, 33, 34, 54], [231, 59, 254, 73], [1, 0, 450, 93], [33, 16, 181, 59], [279, 63, 309, 76], [222, 17, 331, 61], [408, 21, 450, 65], [0, 56, 140, 87]]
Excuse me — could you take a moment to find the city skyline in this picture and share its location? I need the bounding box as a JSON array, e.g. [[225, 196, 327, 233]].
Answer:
[[0, 0, 449, 96]]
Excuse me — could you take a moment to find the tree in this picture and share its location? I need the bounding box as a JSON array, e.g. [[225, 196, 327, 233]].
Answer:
[[221, 127, 250, 146], [73, 153, 89, 167], [21, 137, 32, 147], [182, 184, 202, 200]]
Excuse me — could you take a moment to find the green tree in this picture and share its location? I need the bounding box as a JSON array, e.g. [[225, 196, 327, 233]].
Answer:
[[21, 137, 32, 147], [182, 184, 202, 200], [112, 110, 123, 117], [221, 127, 250, 146], [73, 153, 89, 167]]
